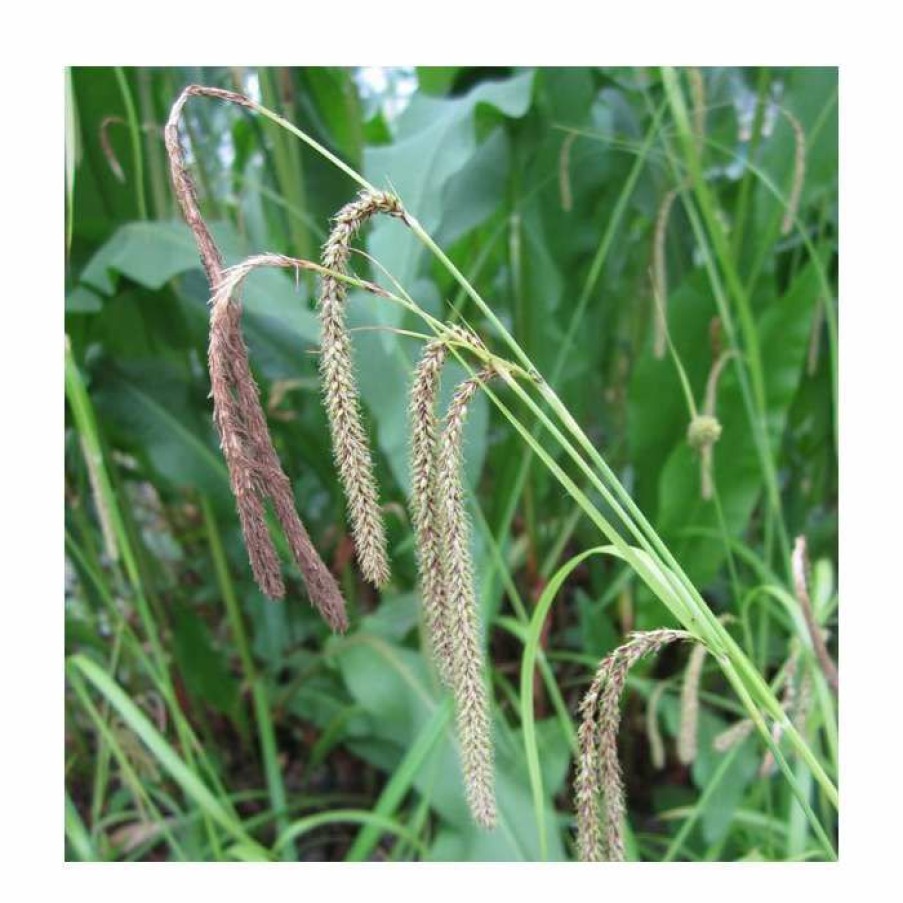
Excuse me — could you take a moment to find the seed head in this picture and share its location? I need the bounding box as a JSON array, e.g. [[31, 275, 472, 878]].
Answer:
[[645, 682, 668, 772], [780, 109, 806, 236], [713, 717, 755, 753], [319, 190, 407, 588], [436, 367, 498, 829], [652, 187, 680, 359], [677, 643, 707, 766], [166, 89, 347, 631], [409, 338, 455, 685], [687, 414, 722, 451], [575, 630, 692, 861]]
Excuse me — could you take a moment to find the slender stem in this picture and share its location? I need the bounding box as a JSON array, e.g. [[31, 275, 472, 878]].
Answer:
[[114, 67, 148, 220], [660, 68, 792, 573], [719, 657, 836, 858], [201, 496, 292, 856]]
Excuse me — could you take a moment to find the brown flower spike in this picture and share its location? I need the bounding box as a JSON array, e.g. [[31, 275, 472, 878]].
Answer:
[[319, 190, 407, 587], [166, 86, 347, 631]]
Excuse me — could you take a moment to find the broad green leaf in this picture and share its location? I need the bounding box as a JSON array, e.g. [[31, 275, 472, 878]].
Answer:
[[94, 360, 229, 499], [66, 285, 103, 313], [80, 220, 320, 343], [364, 69, 535, 328], [81, 220, 210, 292], [434, 127, 510, 248], [170, 601, 241, 720], [415, 67, 461, 97]]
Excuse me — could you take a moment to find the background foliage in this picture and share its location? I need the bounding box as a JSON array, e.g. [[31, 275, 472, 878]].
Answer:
[[64, 66, 838, 861]]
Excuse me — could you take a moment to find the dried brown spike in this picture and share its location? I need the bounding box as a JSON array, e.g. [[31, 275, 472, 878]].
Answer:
[[166, 86, 347, 631], [208, 301, 285, 600]]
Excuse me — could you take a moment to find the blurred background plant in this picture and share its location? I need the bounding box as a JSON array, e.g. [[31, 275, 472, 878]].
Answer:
[[64, 66, 837, 861]]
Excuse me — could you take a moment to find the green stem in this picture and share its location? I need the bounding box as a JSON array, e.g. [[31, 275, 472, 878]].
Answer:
[[257, 69, 312, 261], [200, 495, 292, 857], [114, 67, 147, 220], [660, 67, 791, 574]]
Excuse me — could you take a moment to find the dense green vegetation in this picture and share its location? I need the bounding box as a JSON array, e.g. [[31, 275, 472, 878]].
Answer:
[[64, 66, 837, 861]]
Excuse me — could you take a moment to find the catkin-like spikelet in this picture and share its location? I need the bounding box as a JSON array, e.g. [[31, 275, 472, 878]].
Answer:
[[575, 630, 692, 861], [409, 338, 455, 684], [652, 187, 680, 359], [677, 643, 708, 765], [436, 367, 497, 829], [780, 110, 806, 236], [166, 87, 347, 631], [558, 132, 577, 213], [409, 327, 486, 685], [206, 267, 348, 629], [319, 190, 407, 587], [208, 301, 285, 600], [645, 681, 668, 772], [575, 669, 607, 862], [713, 717, 755, 753]]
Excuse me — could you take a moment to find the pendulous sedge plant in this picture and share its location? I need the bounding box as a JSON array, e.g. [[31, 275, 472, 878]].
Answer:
[[163, 80, 838, 858]]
